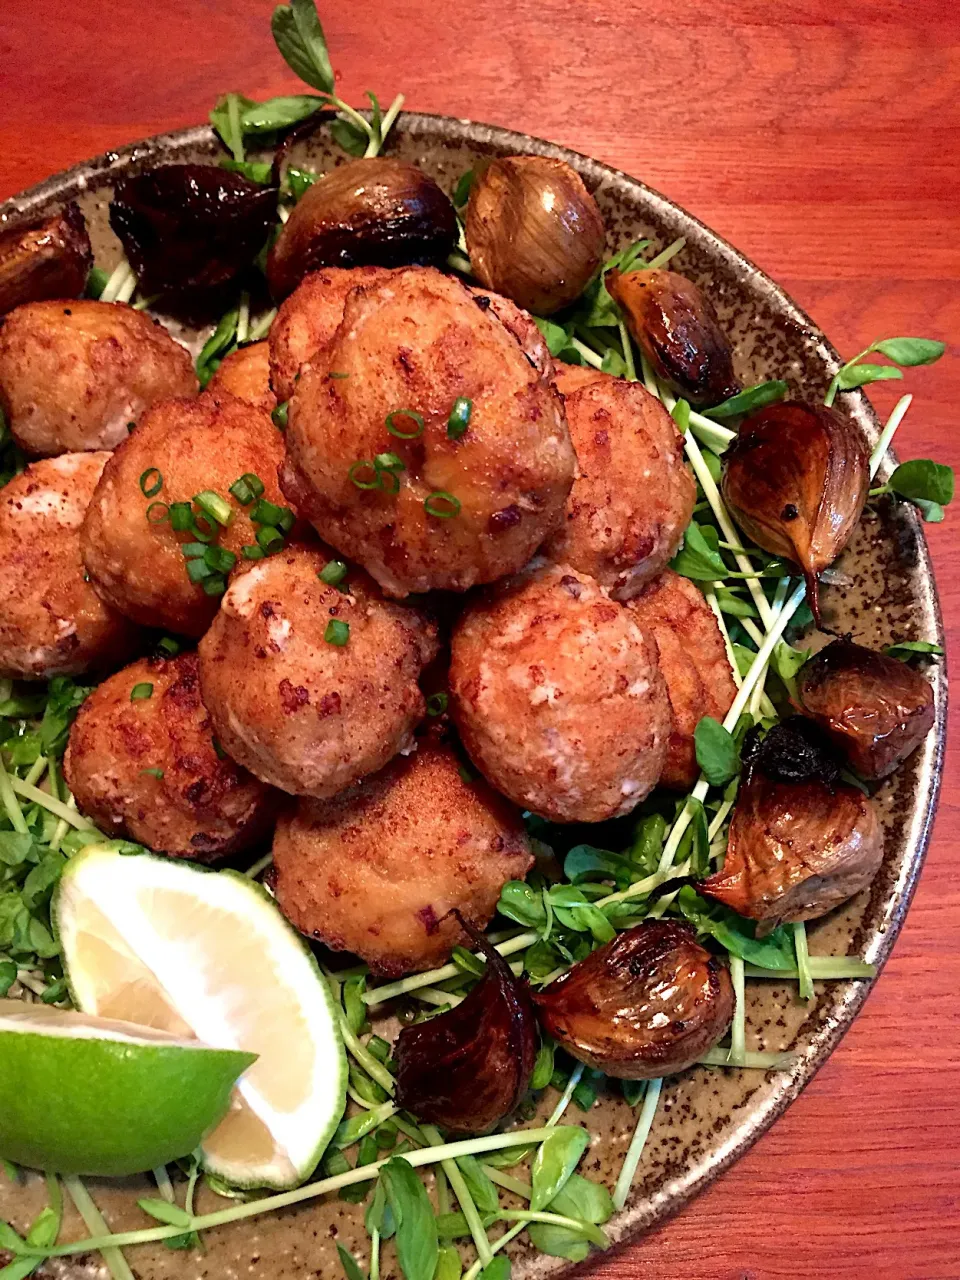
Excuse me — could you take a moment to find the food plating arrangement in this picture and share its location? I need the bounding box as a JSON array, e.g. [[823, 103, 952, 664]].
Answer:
[[0, 3, 950, 1279]]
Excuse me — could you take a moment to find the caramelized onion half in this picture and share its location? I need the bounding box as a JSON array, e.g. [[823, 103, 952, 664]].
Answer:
[[394, 913, 537, 1133], [0, 203, 92, 315], [721, 402, 869, 626], [267, 158, 457, 299], [702, 719, 884, 926], [797, 638, 935, 779], [465, 156, 605, 315], [109, 164, 277, 302], [607, 268, 739, 405], [534, 920, 733, 1079]]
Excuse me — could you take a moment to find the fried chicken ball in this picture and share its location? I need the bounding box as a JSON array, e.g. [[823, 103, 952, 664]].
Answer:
[[285, 267, 576, 597], [626, 570, 738, 789], [81, 393, 289, 637], [197, 544, 439, 798], [64, 653, 277, 860], [269, 266, 396, 400], [0, 453, 141, 678], [272, 729, 534, 976], [552, 362, 606, 397], [542, 371, 695, 600], [450, 561, 670, 823], [205, 342, 275, 414], [0, 300, 197, 456]]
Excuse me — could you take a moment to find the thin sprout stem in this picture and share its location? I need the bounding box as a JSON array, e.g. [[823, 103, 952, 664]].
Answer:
[[370, 1228, 381, 1280], [618, 320, 637, 381], [446, 249, 473, 275], [729, 955, 746, 1066], [495, 1208, 606, 1246], [226, 93, 244, 163], [612, 1078, 662, 1210], [62, 1176, 136, 1280], [114, 271, 137, 305], [365, 92, 405, 157], [547, 1063, 584, 1126], [331, 95, 375, 141], [793, 922, 815, 1000], [639, 351, 659, 397], [236, 292, 250, 346], [705, 589, 743, 688], [698, 1047, 791, 1069], [463, 1222, 527, 1280], [246, 308, 277, 343], [26, 756, 49, 788], [336, 1010, 396, 1096], [422, 1124, 493, 1267], [745, 957, 875, 980], [707, 797, 734, 842], [364, 932, 536, 1005], [51, 794, 78, 855], [244, 852, 273, 879], [100, 259, 134, 304], [152, 1165, 175, 1203], [642, 236, 686, 271], [570, 338, 604, 369], [0, 753, 29, 834], [7, 777, 95, 829], [869, 393, 913, 481], [481, 1165, 531, 1200]]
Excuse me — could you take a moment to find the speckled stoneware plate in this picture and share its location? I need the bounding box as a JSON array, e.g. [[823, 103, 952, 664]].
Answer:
[[0, 115, 947, 1279]]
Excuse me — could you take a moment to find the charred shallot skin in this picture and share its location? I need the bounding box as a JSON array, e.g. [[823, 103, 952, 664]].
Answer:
[[534, 920, 734, 1079], [797, 639, 935, 780], [607, 268, 739, 406], [0, 203, 92, 316]]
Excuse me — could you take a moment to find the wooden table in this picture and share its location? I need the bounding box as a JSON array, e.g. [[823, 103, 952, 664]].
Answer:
[[1, 1, 957, 1275]]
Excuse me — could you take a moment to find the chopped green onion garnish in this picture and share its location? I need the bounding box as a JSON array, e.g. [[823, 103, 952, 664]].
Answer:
[[349, 460, 380, 490], [169, 502, 194, 532], [319, 560, 348, 586], [212, 738, 228, 759], [201, 573, 228, 597], [330, 371, 349, 380], [447, 397, 472, 440], [386, 408, 424, 440], [242, 544, 265, 560], [325, 619, 350, 646], [204, 545, 238, 574], [374, 451, 405, 494], [146, 501, 169, 524], [140, 767, 164, 779], [229, 473, 264, 505], [272, 401, 289, 429], [139, 468, 163, 498], [250, 498, 287, 528], [426, 692, 449, 716], [194, 490, 233, 527], [424, 490, 461, 519], [130, 683, 154, 701], [157, 637, 181, 656], [256, 525, 285, 554], [187, 558, 213, 583], [181, 542, 209, 559]]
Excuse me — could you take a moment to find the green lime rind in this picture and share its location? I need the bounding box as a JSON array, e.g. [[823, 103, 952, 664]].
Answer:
[[54, 848, 347, 1192], [0, 1002, 255, 1177]]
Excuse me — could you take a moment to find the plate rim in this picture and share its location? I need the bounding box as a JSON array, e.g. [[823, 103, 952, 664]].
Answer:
[[0, 111, 949, 1268]]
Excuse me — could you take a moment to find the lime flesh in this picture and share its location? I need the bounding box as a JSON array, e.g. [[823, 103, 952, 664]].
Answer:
[[0, 1001, 254, 1177]]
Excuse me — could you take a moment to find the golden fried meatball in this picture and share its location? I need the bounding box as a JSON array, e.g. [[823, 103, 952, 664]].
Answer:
[[81, 393, 290, 637], [0, 300, 197, 456], [64, 653, 277, 860], [627, 570, 738, 790], [285, 267, 576, 597], [269, 266, 396, 400], [542, 372, 695, 600], [205, 342, 275, 414], [272, 730, 534, 976], [552, 362, 605, 397], [198, 544, 439, 798], [450, 562, 670, 823], [0, 454, 141, 678]]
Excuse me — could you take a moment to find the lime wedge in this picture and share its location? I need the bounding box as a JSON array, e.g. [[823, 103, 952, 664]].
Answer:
[[55, 846, 347, 1189], [0, 1001, 254, 1176]]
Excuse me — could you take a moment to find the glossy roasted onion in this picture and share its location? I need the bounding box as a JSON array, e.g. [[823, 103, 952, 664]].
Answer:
[[721, 402, 869, 626], [607, 268, 739, 405], [109, 164, 277, 302], [394, 913, 537, 1133], [0, 203, 92, 316], [797, 638, 935, 779], [465, 156, 605, 315], [267, 158, 458, 299], [701, 719, 884, 925], [534, 920, 733, 1079]]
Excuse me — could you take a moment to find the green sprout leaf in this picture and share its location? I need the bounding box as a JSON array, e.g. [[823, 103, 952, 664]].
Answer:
[[241, 94, 324, 135], [530, 1126, 589, 1211], [271, 0, 335, 94], [825, 336, 945, 406], [872, 337, 946, 366], [703, 380, 788, 421], [694, 717, 740, 786], [335, 1244, 367, 1280], [137, 1199, 193, 1228], [884, 639, 944, 660], [670, 522, 728, 582], [888, 459, 954, 507], [835, 363, 903, 391], [381, 1157, 439, 1280], [209, 93, 256, 163]]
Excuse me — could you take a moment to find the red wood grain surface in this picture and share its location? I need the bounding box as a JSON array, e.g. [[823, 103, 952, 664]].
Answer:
[[1, 2, 957, 1276]]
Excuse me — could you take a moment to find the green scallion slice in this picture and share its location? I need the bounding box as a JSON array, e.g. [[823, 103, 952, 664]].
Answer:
[[194, 490, 233, 527], [324, 619, 350, 646], [186, 558, 213, 583], [140, 767, 164, 779], [256, 525, 285, 554], [201, 573, 227, 597], [204, 545, 238, 574], [146, 501, 169, 525], [241, 544, 265, 560], [349, 460, 380, 490], [212, 737, 228, 759], [168, 502, 194, 532], [157, 637, 181, 656], [229, 476, 256, 505], [385, 409, 424, 440], [250, 498, 286, 528], [447, 397, 472, 440], [181, 542, 209, 560], [272, 401, 289, 430], [318, 560, 348, 587], [130, 683, 154, 701], [426, 691, 449, 716], [424, 490, 461, 519], [139, 468, 162, 497]]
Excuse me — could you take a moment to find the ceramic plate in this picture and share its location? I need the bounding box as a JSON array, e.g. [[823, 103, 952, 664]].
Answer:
[[0, 114, 947, 1278]]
